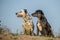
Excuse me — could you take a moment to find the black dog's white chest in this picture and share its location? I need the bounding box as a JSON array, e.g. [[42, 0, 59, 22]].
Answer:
[[37, 21, 42, 31]]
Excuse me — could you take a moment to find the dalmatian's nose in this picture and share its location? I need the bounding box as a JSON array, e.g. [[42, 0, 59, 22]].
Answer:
[[16, 13, 17, 15]]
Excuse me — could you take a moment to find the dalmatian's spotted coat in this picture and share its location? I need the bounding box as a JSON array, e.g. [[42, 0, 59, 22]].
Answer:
[[16, 9, 34, 35]]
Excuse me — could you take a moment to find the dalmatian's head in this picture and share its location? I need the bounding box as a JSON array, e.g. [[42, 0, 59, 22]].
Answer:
[[16, 9, 27, 17]]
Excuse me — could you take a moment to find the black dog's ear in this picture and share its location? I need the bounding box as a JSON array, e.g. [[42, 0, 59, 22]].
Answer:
[[36, 10, 44, 15], [24, 9, 27, 13], [40, 10, 44, 15]]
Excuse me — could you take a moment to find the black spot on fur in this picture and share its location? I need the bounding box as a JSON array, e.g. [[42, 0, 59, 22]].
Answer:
[[24, 9, 27, 13]]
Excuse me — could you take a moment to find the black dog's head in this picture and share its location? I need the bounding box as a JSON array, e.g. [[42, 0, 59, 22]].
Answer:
[[31, 10, 44, 18]]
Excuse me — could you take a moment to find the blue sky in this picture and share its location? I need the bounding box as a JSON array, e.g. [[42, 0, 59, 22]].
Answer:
[[0, 0, 60, 36]]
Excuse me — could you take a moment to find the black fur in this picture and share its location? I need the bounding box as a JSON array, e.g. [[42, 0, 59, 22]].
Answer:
[[24, 9, 27, 13], [36, 10, 44, 15], [31, 10, 54, 37]]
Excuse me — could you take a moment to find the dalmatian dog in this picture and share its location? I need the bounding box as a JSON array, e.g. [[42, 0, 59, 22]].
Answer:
[[31, 10, 54, 36], [16, 9, 34, 35]]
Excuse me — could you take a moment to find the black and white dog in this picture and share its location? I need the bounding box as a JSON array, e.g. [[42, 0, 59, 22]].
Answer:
[[31, 10, 54, 36], [16, 9, 34, 35]]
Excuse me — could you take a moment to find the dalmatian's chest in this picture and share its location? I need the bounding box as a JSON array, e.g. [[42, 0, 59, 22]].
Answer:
[[23, 15, 32, 24], [22, 15, 33, 27]]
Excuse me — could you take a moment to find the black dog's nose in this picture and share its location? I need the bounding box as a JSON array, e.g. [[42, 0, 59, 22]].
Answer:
[[16, 13, 17, 15]]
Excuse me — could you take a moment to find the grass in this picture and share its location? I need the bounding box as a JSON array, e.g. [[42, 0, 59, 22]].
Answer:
[[0, 31, 60, 40]]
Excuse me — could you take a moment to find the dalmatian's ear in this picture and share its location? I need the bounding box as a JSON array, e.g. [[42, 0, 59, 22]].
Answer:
[[24, 9, 27, 13]]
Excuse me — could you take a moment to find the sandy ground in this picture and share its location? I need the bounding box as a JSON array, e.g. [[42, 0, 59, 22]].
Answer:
[[0, 34, 60, 40]]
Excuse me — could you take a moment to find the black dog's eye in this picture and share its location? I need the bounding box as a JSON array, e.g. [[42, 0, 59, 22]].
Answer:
[[19, 11, 22, 13]]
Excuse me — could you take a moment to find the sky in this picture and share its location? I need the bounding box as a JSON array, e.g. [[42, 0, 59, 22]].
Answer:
[[0, 0, 60, 36]]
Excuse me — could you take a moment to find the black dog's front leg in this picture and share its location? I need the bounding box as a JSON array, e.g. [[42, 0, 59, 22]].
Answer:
[[37, 27, 39, 36]]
